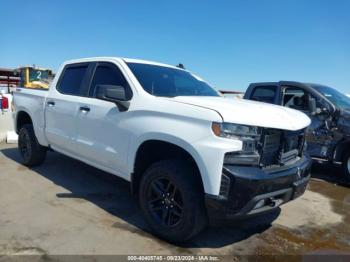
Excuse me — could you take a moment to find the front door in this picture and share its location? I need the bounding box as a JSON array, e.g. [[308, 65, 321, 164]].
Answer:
[[281, 86, 331, 158], [75, 62, 133, 178]]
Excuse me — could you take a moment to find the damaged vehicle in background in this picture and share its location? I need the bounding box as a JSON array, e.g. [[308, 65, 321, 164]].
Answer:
[[244, 82, 350, 180], [13, 58, 311, 242]]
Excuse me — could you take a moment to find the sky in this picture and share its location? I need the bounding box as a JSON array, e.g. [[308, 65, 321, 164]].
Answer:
[[1, 0, 349, 93]]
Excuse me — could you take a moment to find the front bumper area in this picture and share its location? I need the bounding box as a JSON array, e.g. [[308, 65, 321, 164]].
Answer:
[[205, 155, 312, 220]]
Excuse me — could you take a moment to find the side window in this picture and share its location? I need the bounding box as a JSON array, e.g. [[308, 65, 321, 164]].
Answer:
[[89, 64, 131, 99], [251, 86, 276, 103], [57, 66, 88, 96], [283, 87, 309, 111]]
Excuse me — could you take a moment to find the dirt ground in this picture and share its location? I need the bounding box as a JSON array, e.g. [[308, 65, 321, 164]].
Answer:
[[0, 143, 350, 261]]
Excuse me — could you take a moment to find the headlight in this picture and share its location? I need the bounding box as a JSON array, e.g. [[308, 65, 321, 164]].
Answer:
[[212, 122, 259, 139], [212, 122, 261, 166]]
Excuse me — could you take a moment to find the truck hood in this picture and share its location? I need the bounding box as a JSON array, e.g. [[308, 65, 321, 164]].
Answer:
[[169, 96, 311, 131]]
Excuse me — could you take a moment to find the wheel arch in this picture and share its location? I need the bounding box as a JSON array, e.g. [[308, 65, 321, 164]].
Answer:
[[16, 110, 33, 133], [130, 138, 205, 196], [333, 139, 350, 162]]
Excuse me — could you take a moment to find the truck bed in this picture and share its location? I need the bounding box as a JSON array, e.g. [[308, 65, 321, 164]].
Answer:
[[13, 88, 48, 146]]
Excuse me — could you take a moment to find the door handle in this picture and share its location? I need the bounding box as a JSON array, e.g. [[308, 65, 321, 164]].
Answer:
[[47, 101, 55, 107], [79, 106, 90, 112]]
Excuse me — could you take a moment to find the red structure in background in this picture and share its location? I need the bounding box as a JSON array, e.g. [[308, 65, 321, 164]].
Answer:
[[0, 68, 20, 93]]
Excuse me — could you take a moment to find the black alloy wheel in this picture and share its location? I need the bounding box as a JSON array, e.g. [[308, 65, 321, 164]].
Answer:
[[147, 177, 184, 227], [18, 124, 46, 166], [139, 159, 207, 242], [18, 130, 31, 161]]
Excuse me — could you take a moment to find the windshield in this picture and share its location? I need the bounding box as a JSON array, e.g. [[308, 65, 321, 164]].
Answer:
[[312, 84, 350, 110], [127, 62, 220, 97], [29, 68, 50, 84]]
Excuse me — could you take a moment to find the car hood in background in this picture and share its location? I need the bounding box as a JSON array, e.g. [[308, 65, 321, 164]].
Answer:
[[340, 108, 350, 118]]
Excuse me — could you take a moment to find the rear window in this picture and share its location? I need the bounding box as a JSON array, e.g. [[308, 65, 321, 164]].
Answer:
[[57, 66, 88, 95], [251, 86, 276, 103]]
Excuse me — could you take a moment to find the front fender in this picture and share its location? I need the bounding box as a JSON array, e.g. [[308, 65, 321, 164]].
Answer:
[[128, 132, 206, 179], [128, 132, 241, 195]]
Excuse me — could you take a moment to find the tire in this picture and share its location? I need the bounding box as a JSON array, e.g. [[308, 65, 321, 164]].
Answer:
[[342, 151, 350, 182], [18, 124, 47, 166], [139, 159, 207, 243]]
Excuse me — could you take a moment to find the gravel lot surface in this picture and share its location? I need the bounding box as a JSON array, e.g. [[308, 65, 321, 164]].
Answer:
[[1, 143, 349, 261]]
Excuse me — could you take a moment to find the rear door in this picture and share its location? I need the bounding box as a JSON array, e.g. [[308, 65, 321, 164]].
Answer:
[[45, 63, 93, 155], [74, 62, 133, 178]]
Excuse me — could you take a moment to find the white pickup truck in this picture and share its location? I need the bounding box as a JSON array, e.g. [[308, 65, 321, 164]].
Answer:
[[13, 57, 311, 242]]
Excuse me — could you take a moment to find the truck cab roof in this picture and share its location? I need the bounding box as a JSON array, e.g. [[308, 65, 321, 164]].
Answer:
[[63, 57, 185, 71]]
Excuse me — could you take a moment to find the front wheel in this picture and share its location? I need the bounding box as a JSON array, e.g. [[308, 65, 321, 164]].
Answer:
[[18, 124, 47, 166], [139, 159, 207, 243], [342, 151, 350, 182]]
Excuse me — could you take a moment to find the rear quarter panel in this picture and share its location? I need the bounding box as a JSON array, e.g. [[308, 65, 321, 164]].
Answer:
[[13, 88, 49, 146]]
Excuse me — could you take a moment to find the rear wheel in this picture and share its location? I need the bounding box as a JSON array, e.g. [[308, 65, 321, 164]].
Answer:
[[18, 124, 46, 166], [139, 159, 207, 243], [342, 151, 350, 182]]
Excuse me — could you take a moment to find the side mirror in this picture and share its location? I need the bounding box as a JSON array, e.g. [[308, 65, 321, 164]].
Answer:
[[95, 85, 130, 111]]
